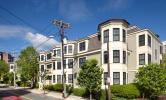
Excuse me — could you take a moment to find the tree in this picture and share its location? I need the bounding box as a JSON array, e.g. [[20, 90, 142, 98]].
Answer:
[[135, 64, 166, 98], [0, 60, 9, 81], [16, 46, 39, 87], [77, 59, 103, 100]]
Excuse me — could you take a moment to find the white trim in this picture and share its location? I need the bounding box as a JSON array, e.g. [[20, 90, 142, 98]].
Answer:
[[76, 49, 101, 56], [77, 40, 88, 53], [78, 56, 87, 68]]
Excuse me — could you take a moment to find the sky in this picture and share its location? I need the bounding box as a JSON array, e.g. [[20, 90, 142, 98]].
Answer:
[[0, 0, 166, 54]]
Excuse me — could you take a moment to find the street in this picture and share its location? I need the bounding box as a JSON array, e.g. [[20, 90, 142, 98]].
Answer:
[[0, 87, 60, 100]]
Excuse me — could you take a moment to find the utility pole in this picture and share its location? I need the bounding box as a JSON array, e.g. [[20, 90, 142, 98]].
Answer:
[[52, 19, 70, 98], [11, 51, 17, 88], [107, 41, 111, 100]]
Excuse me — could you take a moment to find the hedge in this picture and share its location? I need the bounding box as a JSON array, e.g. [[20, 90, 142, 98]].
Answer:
[[72, 88, 87, 97], [111, 84, 140, 99]]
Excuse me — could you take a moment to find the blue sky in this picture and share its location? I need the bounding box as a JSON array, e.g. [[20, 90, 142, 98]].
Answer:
[[0, 0, 166, 53]]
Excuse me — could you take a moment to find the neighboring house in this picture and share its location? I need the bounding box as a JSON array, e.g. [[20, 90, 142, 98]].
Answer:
[[162, 41, 166, 54], [38, 19, 162, 89], [0, 52, 15, 72]]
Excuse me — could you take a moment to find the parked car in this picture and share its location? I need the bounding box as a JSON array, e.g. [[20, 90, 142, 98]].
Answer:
[[1, 96, 22, 100]]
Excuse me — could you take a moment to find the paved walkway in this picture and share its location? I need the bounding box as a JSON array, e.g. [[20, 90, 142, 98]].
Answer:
[[12, 87, 86, 100]]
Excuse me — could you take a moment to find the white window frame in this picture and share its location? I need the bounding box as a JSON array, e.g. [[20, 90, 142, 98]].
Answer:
[[67, 44, 74, 54], [40, 54, 45, 62], [78, 56, 87, 68], [78, 40, 88, 53]]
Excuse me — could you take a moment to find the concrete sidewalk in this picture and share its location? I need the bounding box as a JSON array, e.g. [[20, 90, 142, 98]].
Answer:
[[12, 87, 86, 100]]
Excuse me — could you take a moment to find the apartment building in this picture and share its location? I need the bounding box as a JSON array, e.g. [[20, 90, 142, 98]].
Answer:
[[163, 41, 166, 54], [38, 19, 162, 89]]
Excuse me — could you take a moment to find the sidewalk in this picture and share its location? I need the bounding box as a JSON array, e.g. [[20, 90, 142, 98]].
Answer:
[[13, 87, 86, 100]]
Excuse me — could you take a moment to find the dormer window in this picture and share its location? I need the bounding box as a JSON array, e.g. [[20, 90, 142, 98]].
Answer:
[[68, 45, 73, 53], [79, 42, 86, 51], [41, 55, 44, 61], [64, 46, 67, 54], [57, 49, 61, 57], [47, 53, 51, 60]]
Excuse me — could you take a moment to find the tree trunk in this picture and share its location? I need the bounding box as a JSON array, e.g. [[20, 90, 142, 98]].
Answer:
[[143, 92, 145, 99], [90, 90, 92, 100]]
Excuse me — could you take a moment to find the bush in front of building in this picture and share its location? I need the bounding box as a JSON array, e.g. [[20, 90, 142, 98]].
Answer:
[[72, 88, 87, 97], [53, 83, 63, 92], [111, 84, 140, 99], [72, 88, 107, 100]]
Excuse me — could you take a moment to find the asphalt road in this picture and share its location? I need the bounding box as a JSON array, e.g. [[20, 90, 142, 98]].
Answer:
[[0, 87, 60, 100]]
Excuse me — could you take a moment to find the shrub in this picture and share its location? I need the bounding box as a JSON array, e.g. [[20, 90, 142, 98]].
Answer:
[[47, 85, 53, 90], [98, 90, 107, 100], [53, 83, 63, 92], [72, 88, 87, 97], [16, 81, 21, 86], [111, 84, 140, 99], [20, 82, 28, 87]]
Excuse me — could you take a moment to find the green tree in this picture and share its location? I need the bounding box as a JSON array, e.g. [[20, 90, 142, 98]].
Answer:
[[0, 60, 9, 81], [135, 64, 166, 98], [16, 46, 39, 87], [77, 59, 103, 100]]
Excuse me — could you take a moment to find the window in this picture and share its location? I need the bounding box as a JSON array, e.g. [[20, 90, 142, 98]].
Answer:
[[68, 59, 73, 68], [139, 54, 145, 65], [103, 29, 109, 43], [160, 46, 163, 54], [123, 51, 126, 64], [79, 42, 86, 51], [68, 45, 73, 53], [79, 57, 86, 67], [57, 49, 61, 57], [63, 60, 66, 69], [53, 75, 56, 83], [41, 55, 44, 61], [64, 46, 67, 54], [123, 72, 126, 85], [53, 50, 56, 56], [68, 74, 73, 83], [123, 29, 126, 42], [11, 66, 13, 69], [139, 34, 145, 46], [53, 62, 55, 70], [148, 54, 151, 64], [155, 49, 157, 60], [104, 72, 108, 85], [41, 65, 44, 72], [113, 72, 120, 84], [57, 62, 61, 70], [57, 75, 62, 83], [47, 64, 52, 69], [47, 53, 51, 60], [148, 35, 151, 47], [113, 50, 120, 63], [47, 76, 52, 80], [104, 51, 108, 64], [113, 28, 120, 41]]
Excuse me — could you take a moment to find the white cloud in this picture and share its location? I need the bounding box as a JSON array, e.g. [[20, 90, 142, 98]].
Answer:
[[58, 0, 91, 21], [25, 32, 59, 50], [0, 25, 33, 38], [0, 24, 59, 51]]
